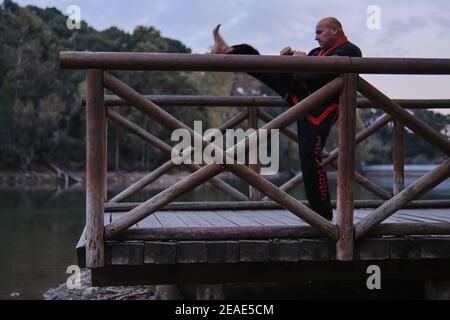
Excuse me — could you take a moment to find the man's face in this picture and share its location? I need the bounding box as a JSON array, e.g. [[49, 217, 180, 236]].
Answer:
[[315, 21, 338, 50]]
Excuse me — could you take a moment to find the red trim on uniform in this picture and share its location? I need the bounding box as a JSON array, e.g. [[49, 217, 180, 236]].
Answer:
[[290, 94, 339, 126], [306, 103, 339, 126], [317, 36, 348, 56]]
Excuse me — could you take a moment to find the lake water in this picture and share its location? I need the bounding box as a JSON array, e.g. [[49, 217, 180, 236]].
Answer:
[[1, 173, 449, 299]]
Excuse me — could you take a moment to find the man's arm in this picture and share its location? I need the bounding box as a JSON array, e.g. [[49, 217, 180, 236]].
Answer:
[[293, 44, 362, 82]]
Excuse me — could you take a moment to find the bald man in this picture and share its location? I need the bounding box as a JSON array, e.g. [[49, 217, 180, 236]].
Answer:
[[212, 18, 362, 221]]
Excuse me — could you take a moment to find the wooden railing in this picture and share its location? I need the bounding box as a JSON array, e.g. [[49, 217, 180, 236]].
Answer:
[[61, 52, 450, 267]]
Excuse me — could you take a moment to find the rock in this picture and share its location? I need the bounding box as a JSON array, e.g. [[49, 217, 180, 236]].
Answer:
[[43, 269, 156, 300]]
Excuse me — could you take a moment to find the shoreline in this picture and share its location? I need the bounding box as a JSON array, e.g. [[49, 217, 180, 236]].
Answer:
[[0, 170, 292, 190], [0, 170, 191, 190]]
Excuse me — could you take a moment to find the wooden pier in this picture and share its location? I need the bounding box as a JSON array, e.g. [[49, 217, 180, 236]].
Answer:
[[60, 52, 450, 298]]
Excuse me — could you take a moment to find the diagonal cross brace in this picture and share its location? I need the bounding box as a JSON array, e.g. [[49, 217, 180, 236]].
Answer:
[[103, 73, 343, 240], [106, 109, 249, 202]]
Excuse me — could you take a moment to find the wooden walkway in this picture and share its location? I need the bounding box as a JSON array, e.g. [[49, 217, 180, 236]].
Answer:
[[76, 208, 450, 287], [77, 208, 450, 269], [107, 208, 450, 228]]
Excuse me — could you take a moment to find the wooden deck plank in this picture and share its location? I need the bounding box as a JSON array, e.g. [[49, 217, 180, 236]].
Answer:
[[396, 212, 449, 223], [216, 210, 263, 227], [191, 211, 216, 226], [410, 210, 450, 221], [154, 211, 187, 228], [390, 209, 450, 223], [354, 209, 408, 223], [135, 213, 163, 228], [421, 213, 450, 222], [426, 209, 450, 217], [239, 210, 288, 226], [175, 212, 213, 227], [355, 209, 405, 223], [393, 213, 438, 223], [257, 211, 293, 225], [196, 211, 238, 227], [259, 210, 306, 225], [108, 212, 141, 228]]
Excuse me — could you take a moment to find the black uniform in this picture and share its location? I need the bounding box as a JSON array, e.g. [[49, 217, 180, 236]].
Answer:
[[227, 38, 362, 220]]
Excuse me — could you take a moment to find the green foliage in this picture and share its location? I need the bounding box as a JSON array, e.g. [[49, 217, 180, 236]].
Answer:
[[0, 1, 205, 170]]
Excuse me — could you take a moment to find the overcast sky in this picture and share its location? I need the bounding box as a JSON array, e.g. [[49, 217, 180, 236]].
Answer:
[[14, 0, 450, 113]]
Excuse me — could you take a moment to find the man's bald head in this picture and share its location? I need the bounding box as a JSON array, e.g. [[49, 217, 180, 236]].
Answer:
[[315, 17, 346, 50], [318, 17, 343, 30]]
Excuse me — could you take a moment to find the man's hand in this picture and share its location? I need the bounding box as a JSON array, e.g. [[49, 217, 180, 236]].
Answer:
[[280, 47, 307, 56], [280, 47, 294, 56], [293, 50, 307, 56]]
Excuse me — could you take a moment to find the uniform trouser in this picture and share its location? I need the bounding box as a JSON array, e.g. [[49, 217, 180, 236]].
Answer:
[[228, 44, 334, 220]]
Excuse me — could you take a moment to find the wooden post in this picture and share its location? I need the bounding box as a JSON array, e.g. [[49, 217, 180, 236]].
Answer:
[[248, 106, 261, 200], [86, 69, 106, 268], [336, 73, 358, 261], [393, 120, 405, 195]]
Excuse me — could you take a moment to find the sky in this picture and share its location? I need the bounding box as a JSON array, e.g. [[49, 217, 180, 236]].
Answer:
[[13, 0, 450, 113]]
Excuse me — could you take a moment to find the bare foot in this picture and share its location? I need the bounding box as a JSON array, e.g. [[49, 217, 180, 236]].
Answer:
[[212, 24, 232, 54]]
